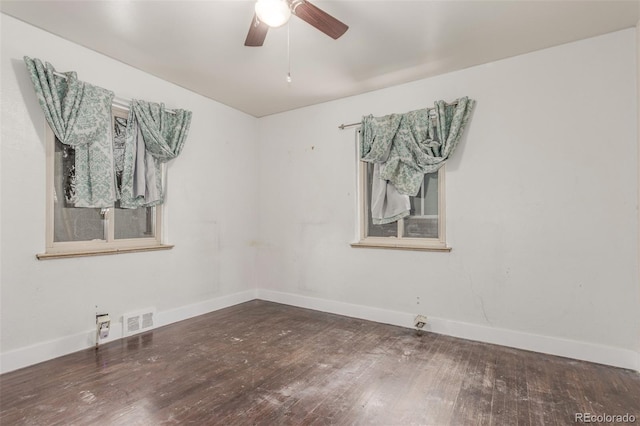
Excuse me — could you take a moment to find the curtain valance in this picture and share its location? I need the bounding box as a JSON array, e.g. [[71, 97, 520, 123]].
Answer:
[[23, 56, 192, 209], [24, 57, 117, 207], [120, 100, 192, 208], [360, 97, 475, 224]]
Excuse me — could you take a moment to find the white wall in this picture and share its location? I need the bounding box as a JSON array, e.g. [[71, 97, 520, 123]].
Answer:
[[2, 15, 638, 373], [256, 29, 640, 369], [0, 14, 259, 372]]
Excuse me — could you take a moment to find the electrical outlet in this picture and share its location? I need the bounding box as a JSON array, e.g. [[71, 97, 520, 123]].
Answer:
[[96, 314, 110, 340], [414, 314, 427, 329]]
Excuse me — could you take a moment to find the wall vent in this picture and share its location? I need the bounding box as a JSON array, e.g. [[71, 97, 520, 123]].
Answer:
[[122, 308, 157, 337]]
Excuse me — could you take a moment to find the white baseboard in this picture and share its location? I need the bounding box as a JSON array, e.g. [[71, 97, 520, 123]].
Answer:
[[256, 289, 640, 372], [2, 288, 637, 374], [0, 289, 257, 374], [157, 289, 257, 328]]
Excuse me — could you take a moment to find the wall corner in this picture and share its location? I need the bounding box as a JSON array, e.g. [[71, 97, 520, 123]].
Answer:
[[637, 19, 640, 362]]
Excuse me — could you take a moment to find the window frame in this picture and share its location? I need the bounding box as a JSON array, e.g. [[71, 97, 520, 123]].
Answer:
[[38, 105, 172, 259], [352, 146, 450, 252]]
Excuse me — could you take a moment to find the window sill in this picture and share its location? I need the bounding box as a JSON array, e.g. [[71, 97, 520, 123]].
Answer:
[[351, 240, 451, 252], [36, 244, 174, 260]]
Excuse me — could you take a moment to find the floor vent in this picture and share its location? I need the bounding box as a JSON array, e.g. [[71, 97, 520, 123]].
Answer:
[[123, 308, 157, 337]]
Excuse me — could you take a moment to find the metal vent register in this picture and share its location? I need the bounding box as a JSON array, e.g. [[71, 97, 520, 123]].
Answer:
[[123, 308, 157, 337]]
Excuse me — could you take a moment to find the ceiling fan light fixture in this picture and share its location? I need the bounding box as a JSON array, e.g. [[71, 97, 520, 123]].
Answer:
[[255, 0, 291, 28]]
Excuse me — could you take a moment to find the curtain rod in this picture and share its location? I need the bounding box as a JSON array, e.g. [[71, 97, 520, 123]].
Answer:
[[338, 100, 460, 130], [53, 71, 176, 115]]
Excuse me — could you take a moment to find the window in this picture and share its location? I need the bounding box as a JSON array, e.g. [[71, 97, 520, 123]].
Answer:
[[38, 106, 171, 259], [353, 160, 449, 251]]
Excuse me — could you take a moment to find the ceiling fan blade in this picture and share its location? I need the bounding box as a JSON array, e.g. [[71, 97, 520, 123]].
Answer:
[[244, 14, 269, 46], [292, 0, 348, 40]]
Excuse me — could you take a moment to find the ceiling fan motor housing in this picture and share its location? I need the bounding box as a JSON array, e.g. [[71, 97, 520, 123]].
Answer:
[[245, 0, 349, 47], [255, 0, 291, 28]]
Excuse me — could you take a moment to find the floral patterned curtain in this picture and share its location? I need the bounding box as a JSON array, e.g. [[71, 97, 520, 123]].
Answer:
[[360, 97, 475, 224], [24, 56, 117, 208], [24, 57, 192, 209], [120, 100, 192, 208]]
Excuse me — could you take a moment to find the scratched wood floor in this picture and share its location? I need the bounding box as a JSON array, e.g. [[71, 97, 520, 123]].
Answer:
[[1, 300, 639, 425]]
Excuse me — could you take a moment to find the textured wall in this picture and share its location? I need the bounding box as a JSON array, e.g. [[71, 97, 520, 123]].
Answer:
[[0, 15, 259, 355], [256, 29, 639, 355]]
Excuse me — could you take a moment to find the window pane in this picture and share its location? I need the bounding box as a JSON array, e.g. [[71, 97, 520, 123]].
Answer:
[[53, 138, 105, 242], [409, 172, 438, 216], [404, 217, 438, 238], [365, 163, 398, 237], [114, 203, 155, 239], [113, 115, 127, 192], [404, 172, 439, 239], [367, 214, 398, 237]]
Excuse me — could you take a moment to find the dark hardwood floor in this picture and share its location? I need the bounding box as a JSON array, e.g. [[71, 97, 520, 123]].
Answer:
[[1, 300, 639, 425]]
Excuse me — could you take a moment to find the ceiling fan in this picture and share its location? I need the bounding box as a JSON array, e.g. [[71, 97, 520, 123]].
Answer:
[[245, 0, 349, 47]]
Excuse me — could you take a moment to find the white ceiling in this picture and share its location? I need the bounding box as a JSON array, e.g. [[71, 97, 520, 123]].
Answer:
[[2, 0, 638, 117]]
